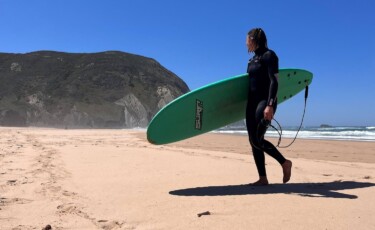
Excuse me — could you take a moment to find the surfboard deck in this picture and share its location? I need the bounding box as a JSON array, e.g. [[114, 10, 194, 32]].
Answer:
[[147, 69, 313, 145]]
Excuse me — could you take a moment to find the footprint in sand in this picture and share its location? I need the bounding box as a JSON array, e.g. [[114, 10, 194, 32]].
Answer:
[[57, 203, 78, 214], [0, 197, 33, 205], [5, 177, 31, 186], [97, 220, 124, 230], [6, 179, 17, 185], [62, 190, 77, 196]]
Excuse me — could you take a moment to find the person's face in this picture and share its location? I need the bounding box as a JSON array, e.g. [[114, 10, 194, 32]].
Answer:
[[246, 35, 256, 52]]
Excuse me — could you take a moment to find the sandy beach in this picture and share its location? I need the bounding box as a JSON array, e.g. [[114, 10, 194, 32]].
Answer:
[[0, 127, 374, 229]]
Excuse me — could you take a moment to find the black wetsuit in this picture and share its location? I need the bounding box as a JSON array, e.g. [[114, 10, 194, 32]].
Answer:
[[246, 47, 286, 177]]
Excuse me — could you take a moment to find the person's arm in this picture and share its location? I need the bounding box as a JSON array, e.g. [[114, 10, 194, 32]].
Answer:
[[263, 51, 279, 120], [264, 51, 279, 107]]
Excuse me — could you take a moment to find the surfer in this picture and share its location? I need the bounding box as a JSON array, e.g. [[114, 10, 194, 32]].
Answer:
[[246, 28, 292, 185]]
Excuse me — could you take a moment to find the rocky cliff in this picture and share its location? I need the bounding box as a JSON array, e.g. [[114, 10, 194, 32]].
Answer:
[[0, 51, 189, 128]]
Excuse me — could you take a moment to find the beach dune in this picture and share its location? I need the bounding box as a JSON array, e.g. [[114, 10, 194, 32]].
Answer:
[[0, 128, 374, 229]]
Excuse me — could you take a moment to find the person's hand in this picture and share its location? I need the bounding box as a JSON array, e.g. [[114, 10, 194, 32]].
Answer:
[[264, 106, 274, 121]]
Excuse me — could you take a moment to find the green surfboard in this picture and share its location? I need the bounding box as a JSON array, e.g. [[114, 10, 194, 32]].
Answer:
[[147, 68, 313, 145]]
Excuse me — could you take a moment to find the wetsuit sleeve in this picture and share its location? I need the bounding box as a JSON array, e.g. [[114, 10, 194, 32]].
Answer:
[[263, 51, 279, 106]]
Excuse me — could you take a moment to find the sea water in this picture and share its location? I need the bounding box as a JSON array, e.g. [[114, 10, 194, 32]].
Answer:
[[215, 125, 375, 142]]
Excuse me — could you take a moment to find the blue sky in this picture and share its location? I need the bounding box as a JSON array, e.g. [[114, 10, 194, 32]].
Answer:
[[1, 0, 374, 126]]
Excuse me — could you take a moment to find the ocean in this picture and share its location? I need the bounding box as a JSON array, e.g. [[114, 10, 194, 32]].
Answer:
[[215, 125, 375, 142]]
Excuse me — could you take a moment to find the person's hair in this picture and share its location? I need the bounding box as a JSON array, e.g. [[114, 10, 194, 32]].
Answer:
[[248, 28, 268, 49]]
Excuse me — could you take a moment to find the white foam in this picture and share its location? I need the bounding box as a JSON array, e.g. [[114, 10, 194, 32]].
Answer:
[[214, 127, 375, 142]]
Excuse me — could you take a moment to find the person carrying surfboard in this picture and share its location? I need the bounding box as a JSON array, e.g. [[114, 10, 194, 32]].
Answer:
[[246, 28, 292, 185]]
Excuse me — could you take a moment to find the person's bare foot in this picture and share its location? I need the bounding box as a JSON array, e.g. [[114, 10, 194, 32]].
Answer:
[[282, 160, 292, 183], [250, 176, 269, 186]]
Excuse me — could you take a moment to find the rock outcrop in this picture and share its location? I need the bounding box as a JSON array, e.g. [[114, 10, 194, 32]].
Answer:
[[0, 51, 189, 128]]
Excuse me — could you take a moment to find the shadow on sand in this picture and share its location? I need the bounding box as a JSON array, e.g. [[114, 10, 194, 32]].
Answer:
[[169, 181, 375, 199]]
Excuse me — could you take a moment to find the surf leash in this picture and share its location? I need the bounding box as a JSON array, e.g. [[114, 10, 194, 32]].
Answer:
[[271, 85, 309, 148]]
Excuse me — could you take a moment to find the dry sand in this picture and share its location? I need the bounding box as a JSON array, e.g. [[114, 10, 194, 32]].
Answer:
[[0, 127, 374, 229]]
